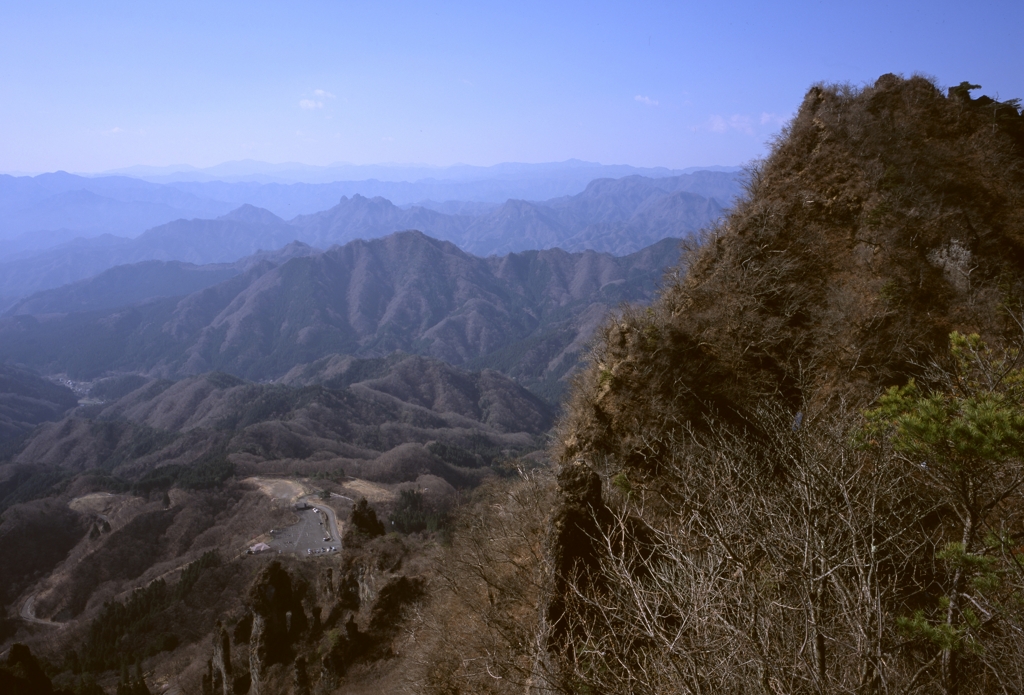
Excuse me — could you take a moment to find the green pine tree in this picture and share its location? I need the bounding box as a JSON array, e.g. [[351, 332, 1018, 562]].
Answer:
[[865, 332, 1024, 694]]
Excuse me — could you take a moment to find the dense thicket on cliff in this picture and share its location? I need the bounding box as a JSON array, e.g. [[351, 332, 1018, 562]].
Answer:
[[544, 75, 1024, 694], [561, 74, 1024, 473]]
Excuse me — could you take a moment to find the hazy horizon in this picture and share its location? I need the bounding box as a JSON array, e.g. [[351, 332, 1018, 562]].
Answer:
[[0, 158, 743, 180]]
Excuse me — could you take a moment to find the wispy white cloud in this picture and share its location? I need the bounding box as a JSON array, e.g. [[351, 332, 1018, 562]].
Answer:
[[707, 114, 754, 135], [300, 90, 335, 110], [729, 115, 753, 134], [634, 95, 659, 107], [381, 136, 395, 142]]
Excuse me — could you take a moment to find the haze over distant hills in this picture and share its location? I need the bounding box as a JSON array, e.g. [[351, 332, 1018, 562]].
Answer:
[[100, 158, 741, 186], [0, 171, 738, 304], [3, 241, 319, 317], [0, 172, 235, 245], [0, 161, 724, 461], [0, 161, 741, 244]]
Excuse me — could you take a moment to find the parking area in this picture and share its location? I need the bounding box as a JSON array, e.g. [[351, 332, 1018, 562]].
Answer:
[[268, 506, 339, 556]]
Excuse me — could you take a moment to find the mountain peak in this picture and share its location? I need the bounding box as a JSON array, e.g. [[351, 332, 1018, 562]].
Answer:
[[339, 193, 396, 207], [217, 204, 285, 225]]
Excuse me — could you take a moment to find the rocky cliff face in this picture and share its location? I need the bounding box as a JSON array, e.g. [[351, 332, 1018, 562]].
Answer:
[[245, 562, 307, 695], [194, 541, 427, 695]]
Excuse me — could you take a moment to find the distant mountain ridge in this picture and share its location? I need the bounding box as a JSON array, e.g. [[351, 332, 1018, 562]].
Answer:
[[0, 231, 684, 402], [0, 172, 235, 241], [0, 171, 735, 303], [0, 234, 317, 314], [100, 158, 740, 186], [0, 163, 742, 244], [3, 241, 318, 316]]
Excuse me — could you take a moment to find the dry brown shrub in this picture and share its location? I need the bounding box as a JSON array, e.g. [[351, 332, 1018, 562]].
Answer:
[[404, 468, 557, 695], [552, 399, 1024, 694]]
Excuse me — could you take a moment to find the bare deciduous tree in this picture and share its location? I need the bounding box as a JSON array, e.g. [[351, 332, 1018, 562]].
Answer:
[[553, 370, 1024, 694], [405, 470, 558, 695]]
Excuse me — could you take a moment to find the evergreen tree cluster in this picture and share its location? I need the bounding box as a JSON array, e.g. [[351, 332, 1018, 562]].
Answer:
[[74, 551, 220, 674]]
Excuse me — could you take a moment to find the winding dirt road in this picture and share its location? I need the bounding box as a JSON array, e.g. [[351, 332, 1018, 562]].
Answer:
[[19, 594, 62, 628]]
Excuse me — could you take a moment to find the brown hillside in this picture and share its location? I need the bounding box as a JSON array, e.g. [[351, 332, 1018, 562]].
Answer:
[[560, 74, 1024, 473], [11, 357, 550, 485]]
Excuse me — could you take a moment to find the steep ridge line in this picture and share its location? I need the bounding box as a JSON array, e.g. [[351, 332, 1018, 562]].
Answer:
[[0, 234, 683, 404]]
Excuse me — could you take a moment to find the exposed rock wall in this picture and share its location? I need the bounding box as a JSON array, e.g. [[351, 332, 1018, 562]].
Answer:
[[247, 612, 265, 695], [211, 622, 232, 695]]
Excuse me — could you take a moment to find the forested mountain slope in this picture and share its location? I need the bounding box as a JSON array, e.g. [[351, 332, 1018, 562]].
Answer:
[[534, 74, 1024, 694], [0, 352, 550, 651], [0, 366, 78, 444], [10, 355, 550, 486], [0, 233, 681, 401]]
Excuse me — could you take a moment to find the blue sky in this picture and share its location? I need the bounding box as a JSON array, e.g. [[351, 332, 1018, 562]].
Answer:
[[1, 0, 1021, 173]]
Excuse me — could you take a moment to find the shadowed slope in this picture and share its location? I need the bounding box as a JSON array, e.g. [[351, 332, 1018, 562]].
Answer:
[[0, 366, 78, 444]]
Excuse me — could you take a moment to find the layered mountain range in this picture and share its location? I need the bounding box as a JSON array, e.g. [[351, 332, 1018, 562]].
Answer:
[[3, 242, 319, 316], [0, 158, 742, 695], [0, 171, 736, 304], [0, 350, 553, 636], [11, 354, 552, 486], [105, 158, 736, 186], [0, 231, 682, 402], [0, 159, 736, 232], [0, 163, 739, 242]]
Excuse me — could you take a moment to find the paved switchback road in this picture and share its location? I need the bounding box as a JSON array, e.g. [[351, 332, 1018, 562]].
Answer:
[[304, 493, 348, 546]]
